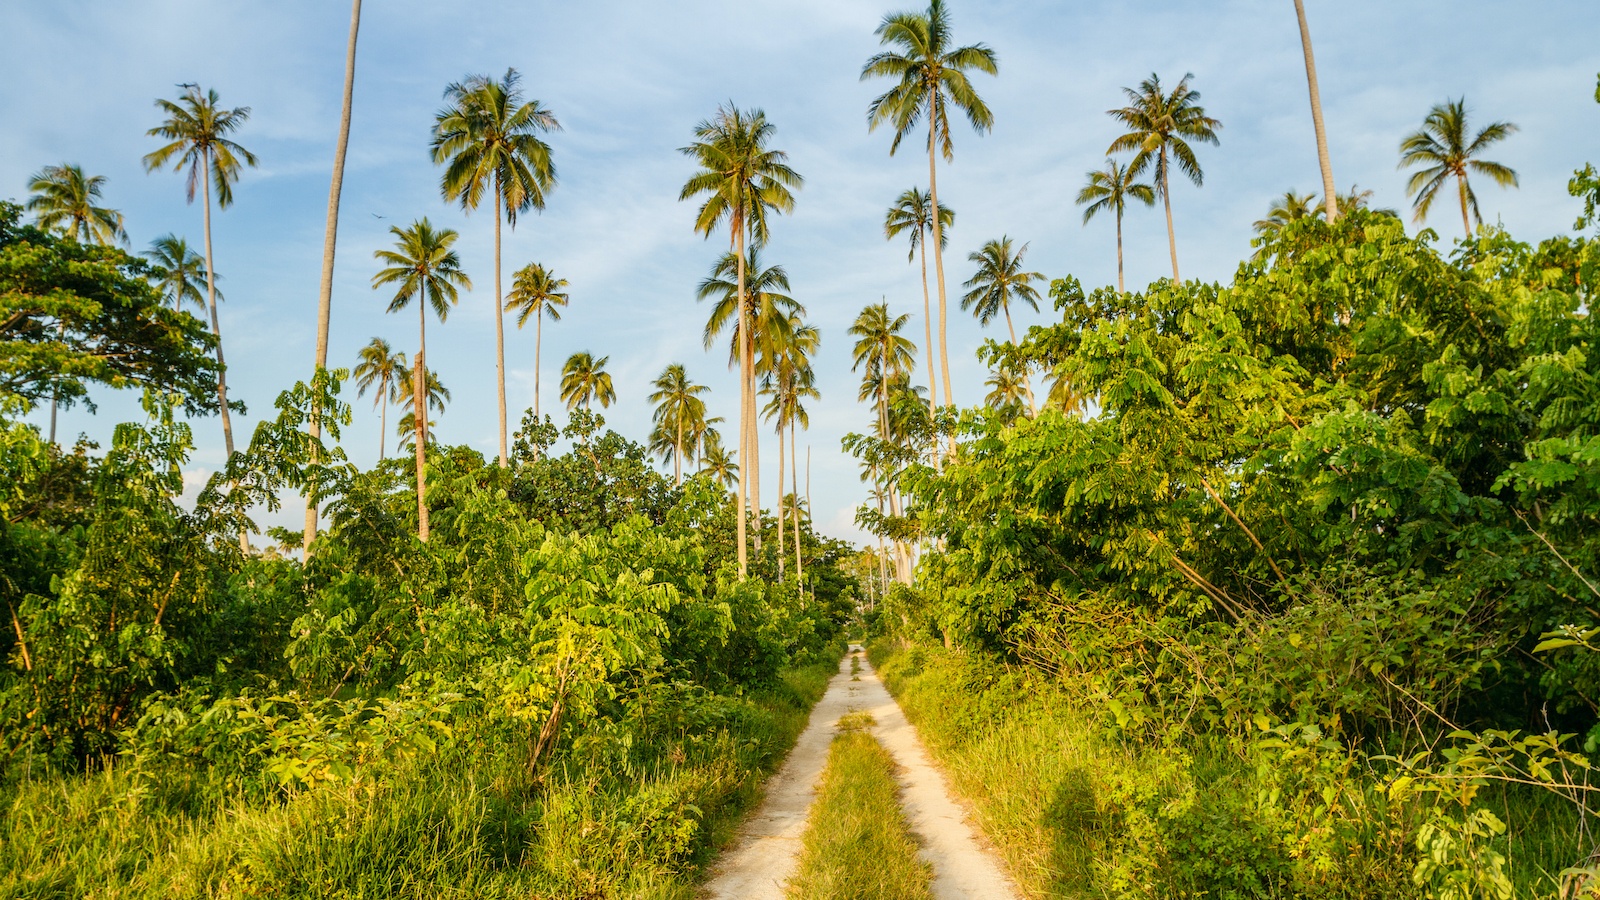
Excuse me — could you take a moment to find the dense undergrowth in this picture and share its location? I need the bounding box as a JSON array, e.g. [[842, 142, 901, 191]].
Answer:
[[0, 385, 854, 897]]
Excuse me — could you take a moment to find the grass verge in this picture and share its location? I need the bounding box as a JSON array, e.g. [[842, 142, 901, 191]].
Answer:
[[786, 711, 933, 900]]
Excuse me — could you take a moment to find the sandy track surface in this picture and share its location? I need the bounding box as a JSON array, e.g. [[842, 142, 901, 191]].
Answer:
[[702, 646, 1021, 900]]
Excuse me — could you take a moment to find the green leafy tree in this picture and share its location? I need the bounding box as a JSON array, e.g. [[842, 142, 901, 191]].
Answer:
[[1399, 98, 1519, 238], [885, 187, 953, 430], [962, 236, 1042, 415], [142, 234, 214, 312], [26, 164, 126, 246], [1077, 158, 1154, 294], [504, 262, 569, 434], [432, 68, 560, 468], [648, 363, 709, 485], [1106, 73, 1221, 283], [862, 0, 996, 411], [142, 85, 257, 484], [372, 218, 470, 541], [679, 105, 802, 576], [352, 337, 407, 459], [560, 351, 614, 411]]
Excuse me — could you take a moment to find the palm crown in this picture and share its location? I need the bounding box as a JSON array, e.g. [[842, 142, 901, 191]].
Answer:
[[505, 262, 569, 327], [354, 337, 407, 406], [1106, 73, 1221, 196], [850, 303, 917, 385], [1077, 159, 1155, 226], [561, 352, 615, 410], [697, 249, 803, 371], [884, 187, 953, 259], [142, 86, 258, 208], [679, 105, 802, 248], [372, 219, 471, 319], [432, 69, 560, 221], [1399, 98, 1518, 236], [861, 0, 998, 159], [26, 164, 126, 245], [143, 234, 216, 311], [961, 237, 1043, 333]]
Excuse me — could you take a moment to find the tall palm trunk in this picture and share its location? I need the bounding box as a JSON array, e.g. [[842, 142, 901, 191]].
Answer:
[[48, 321, 62, 444], [746, 332, 761, 556], [200, 149, 247, 554], [493, 185, 509, 467], [1457, 174, 1473, 238], [878, 391, 911, 584], [927, 99, 955, 423], [674, 417, 683, 485], [304, 0, 364, 556], [917, 231, 940, 469], [1160, 145, 1180, 283], [733, 225, 749, 577], [1293, 0, 1338, 223], [533, 312, 543, 460], [415, 289, 429, 541], [791, 420, 802, 580], [1003, 308, 1037, 417], [776, 426, 785, 579], [1115, 208, 1126, 294], [378, 372, 387, 460]]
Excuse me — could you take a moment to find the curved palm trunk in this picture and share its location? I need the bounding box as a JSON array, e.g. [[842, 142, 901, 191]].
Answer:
[[493, 187, 509, 467], [927, 105, 956, 438], [1161, 146, 1180, 284], [1004, 307, 1037, 417], [1293, 0, 1338, 223], [917, 234, 940, 469], [415, 290, 429, 541], [1115, 207, 1126, 294], [200, 151, 246, 554], [1457, 174, 1473, 238], [791, 420, 802, 580], [734, 227, 749, 578], [304, 0, 364, 556]]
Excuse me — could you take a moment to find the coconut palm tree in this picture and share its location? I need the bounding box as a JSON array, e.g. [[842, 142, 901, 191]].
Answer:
[[26, 164, 126, 245], [305, 0, 366, 555], [143, 85, 257, 551], [761, 317, 819, 578], [560, 352, 614, 410], [1293, 0, 1339, 223], [962, 236, 1043, 415], [649, 363, 710, 485], [353, 337, 408, 459], [395, 366, 450, 450], [984, 361, 1027, 424], [697, 250, 802, 374], [432, 68, 560, 468], [851, 302, 917, 583], [862, 0, 997, 411], [679, 105, 802, 577], [1398, 98, 1518, 238], [1106, 73, 1221, 284], [1253, 190, 1320, 237], [504, 262, 569, 435], [884, 187, 954, 429], [143, 235, 215, 312], [1076, 159, 1154, 293], [372, 218, 470, 541], [700, 430, 738, 492]]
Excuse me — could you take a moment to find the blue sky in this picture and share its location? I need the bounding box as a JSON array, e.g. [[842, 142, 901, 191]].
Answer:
[[3, 0, 1597, 545]]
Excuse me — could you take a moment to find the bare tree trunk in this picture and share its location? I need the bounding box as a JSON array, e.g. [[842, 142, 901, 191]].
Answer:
[[415, 289, 429, 541], [734, 227, 749, 578], [1004, 308, 1037, 417], [927, 104, 956, 441], [1161, 146, 1180, 284], [776, 425, 785, 579], [917, 233, 940, 470], [200, 151, 247, 554], [493, 186, 508, 467], [747, 335, 762, 557], [304, 0, 363, 556], [1293, 0, 1339, 223], [675, 417, 683, 485], [791, 421, 803, 580], [1115, 208, 1126, 294], [533, 312, 543, 460], [378, 372, 387, 460]]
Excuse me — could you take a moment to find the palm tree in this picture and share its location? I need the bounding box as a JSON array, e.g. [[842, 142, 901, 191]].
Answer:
[[504, 262, 570, 438], [1106, 73, 1222, 284], [353, 337, 407, 459], [851, 302, 917, 584], [984, 361, 1027, 424], [698, 250, 802, 374], [962, 237, 1043, 415], [26, 164, 126, 245], [143, 235, 215, 312], [649, 363, 710, 485], [560, 352, 614, 410], [305, 0, 366, 556], [1293, 0, 1339, 223], [884, 187, 954, 430], [432, 68, 560, 468], [1076, 159, 1155, 293], [143, 85, 257, 551], [372, 218, 471, 541], [862, 0, 997, 412], [761, 317, 820, 578], [679, 104, 802, 578], [1399, 98, 1518, 238], [395, 366, 450, 449], [700, 430, 738, 492]]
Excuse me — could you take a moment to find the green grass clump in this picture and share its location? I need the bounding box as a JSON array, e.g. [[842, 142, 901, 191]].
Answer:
[[786, 712, 933, 900]]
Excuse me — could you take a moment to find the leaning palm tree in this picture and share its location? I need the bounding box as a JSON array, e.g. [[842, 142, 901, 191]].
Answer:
[[862, 0, 997, 412], [305, 0, 367, 556], [143, 85, 257, 551], [1076, 159, 1155, 293], [1106, 73, 1221, 284], [26, 164, 126, 245], [394, 366, 450, 450], [560, 352, 615, 410], [962, 237, 1043, 415], [1399, 98, 1518, 238], [504, 262, 569, 436], [679, 104, 802, 578], [1293, 0, 1339, 222], [372, 218, 471, 541], [432, 68, 560, 468], [884, 187, 954, 425], [850, 302, 917, 584], [352, 337, 408, 459], [143, 235, 215, 312], [649, 363, 710, 485]]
